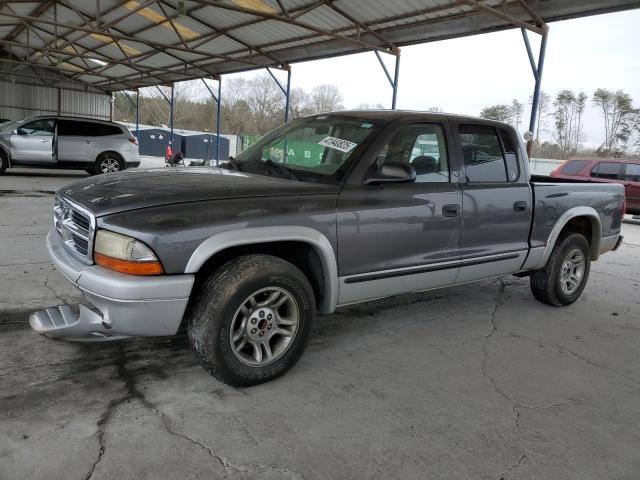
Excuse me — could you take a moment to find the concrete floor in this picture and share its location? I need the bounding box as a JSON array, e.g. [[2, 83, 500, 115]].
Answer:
[[1, 167, 639, 480]]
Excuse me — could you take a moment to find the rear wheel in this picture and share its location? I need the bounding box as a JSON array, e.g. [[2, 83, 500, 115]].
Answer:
[[0, 150, 8, 174], [187, 254, 315, 386], [94, 154, 123, 174], [530, 233, 591, 307]]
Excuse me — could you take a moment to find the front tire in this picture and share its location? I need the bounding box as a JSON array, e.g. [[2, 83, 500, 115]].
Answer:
[[530, 233, 591, 307], [187, 254, 315, 386]]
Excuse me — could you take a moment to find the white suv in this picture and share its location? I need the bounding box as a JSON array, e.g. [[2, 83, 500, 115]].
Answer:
[[0, 116, 140, 175]]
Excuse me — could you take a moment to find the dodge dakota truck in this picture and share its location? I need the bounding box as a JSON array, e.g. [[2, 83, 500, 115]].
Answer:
[[30, 111, 625, 386]]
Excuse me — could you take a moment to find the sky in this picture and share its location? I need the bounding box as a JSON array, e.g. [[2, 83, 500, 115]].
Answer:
[[224, 10, 640, 148]]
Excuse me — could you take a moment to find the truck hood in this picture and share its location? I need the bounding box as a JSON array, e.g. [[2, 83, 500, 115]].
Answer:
[[60, 167, 340, 216]]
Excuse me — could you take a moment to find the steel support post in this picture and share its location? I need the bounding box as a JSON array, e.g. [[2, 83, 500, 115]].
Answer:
[[521, 26, 548, 157], [392, 50, 401, 109], [216, 77, 222, 164], [169, 83, 174, 154], [122, 91, 139, 141], [201, 76, 222, 165], [375, 48, 401, 109], [266, 65, 291, 123], [284, 67, 291, 123], [135, 88, 139, 142]]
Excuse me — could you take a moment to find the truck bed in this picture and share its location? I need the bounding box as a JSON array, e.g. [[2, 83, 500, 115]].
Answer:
[[529, 176, 625, 251]]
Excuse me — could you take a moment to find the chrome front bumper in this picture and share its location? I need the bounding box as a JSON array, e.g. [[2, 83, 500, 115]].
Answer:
[[30, 229, 195, 340]]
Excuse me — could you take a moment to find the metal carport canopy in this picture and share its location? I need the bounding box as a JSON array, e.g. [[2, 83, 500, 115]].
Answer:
[[1, 0, 639, 91]]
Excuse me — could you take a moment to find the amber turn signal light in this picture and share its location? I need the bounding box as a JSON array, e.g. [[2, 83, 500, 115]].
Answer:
[[94, 252, 164, 276]]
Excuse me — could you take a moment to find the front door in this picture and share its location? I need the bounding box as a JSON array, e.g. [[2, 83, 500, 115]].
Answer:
[[455, 123, 532, 283], [10, 118, 56, 163], [337, 121, 462, 305]]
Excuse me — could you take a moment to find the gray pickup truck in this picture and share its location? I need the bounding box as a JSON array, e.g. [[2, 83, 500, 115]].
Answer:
[[30, 111, 625, 386]]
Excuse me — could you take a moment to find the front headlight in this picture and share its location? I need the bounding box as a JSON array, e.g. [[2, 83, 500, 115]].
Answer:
[[94, 230, 163, 275]]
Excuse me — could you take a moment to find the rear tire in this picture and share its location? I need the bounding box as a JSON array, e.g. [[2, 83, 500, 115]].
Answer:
[[187, 254, 315, 386], [0, 150, 8, 174], [94, 153, 123, 174], [530, 233, 591, 307]]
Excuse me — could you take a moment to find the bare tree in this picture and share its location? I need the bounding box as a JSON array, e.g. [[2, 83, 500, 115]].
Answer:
[[592, 88, 637, 156], [245, 73, 282, 134], [511, 99, 524, 132], [288, 87, 312, 119], [480, 104, 512, 122], [573, 92, 588, 152], [553, 90, 589, 159], [308, 84, 344, 113], [355, 102, 386, 110], [220, 77, 251, 134]]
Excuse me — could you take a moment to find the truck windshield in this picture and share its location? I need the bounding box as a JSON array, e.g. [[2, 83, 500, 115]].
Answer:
[[230, 115, 382, 183]]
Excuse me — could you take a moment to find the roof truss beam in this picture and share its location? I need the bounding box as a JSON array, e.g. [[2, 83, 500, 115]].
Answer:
[[459, 0, 546, 34]]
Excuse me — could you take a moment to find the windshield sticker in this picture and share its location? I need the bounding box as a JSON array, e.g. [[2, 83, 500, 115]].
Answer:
[[318, 136, 357, 153], [360, 123, 374, 129]]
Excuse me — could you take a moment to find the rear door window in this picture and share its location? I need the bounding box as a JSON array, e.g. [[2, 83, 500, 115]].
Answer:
[[96, 124, 123, 136], [459, 124, 507, 182], [591, 162, 623, 180], [625, 163, 640, 182], [58, 120, 90, 136], [561, 159, 591, 175]]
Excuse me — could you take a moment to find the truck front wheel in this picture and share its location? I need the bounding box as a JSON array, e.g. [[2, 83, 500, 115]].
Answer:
[[187, 254, 315, 386], [530, 233, 591, 307]]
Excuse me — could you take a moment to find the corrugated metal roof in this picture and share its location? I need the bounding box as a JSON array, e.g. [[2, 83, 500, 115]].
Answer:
[[1, 0, 639, 92]]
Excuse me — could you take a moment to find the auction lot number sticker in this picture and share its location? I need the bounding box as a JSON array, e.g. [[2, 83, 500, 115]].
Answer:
[[318, 136, 358, 153]]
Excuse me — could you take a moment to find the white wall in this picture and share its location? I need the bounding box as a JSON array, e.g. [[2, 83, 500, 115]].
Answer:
[[0, 80, 110, 121]]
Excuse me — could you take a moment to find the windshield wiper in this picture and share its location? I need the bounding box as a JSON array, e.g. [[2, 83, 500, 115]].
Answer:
[[221, 156, 242, 171], [265, 159, 301, 181]]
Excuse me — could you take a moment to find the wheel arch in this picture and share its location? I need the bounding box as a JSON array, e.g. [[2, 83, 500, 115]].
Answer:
[[536, 207, 601, 269], [185, 227, 339, 314]]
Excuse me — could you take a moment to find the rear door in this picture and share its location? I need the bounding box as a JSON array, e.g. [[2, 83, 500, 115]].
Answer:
[[10, 118, 56, 163], [57, 120, 97, 163], [623, 162, 640, 213], [589, 161, 624, 184], [455, 123, 532, 283]]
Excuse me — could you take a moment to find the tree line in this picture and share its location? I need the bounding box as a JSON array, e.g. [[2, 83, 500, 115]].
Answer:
[[113, 73, 349, 137], [480, 89, 640, 159]]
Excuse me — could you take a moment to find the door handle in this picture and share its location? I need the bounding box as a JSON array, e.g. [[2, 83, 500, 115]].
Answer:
[[442, 204, 461, 217], [39, 139, 49, 142], [514, 201, 528, 212], [86, 141, 95, 144]]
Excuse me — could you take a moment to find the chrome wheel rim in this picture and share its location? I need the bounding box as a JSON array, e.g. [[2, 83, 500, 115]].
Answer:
[[559, 248, 585, 295], [100, 158, 120, 173], [229, 287, 300, 367]]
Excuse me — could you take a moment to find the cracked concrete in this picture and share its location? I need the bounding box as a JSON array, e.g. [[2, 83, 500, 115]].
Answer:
[[1, 169, 640, 479]]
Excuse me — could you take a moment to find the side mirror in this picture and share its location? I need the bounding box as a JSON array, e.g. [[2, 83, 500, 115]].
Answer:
[[364, 161, 416, 185]]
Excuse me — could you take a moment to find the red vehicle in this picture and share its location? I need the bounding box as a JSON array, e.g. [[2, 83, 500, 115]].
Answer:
[[550, 158, 640, 214]]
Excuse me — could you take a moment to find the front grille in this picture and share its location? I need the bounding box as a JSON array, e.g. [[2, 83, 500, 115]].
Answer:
[[54, 196, 95, 263], [71, 210, 90, 231]]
